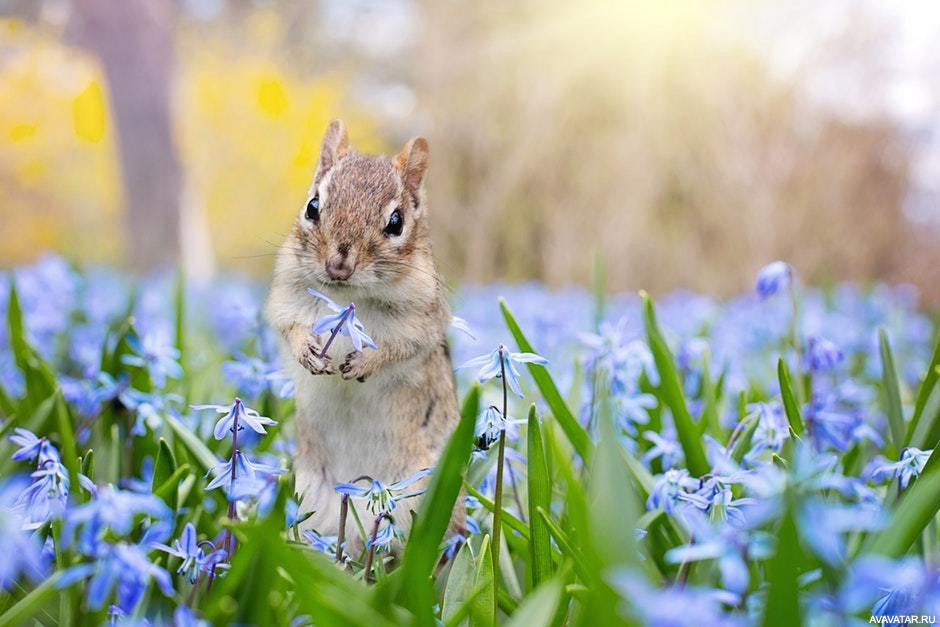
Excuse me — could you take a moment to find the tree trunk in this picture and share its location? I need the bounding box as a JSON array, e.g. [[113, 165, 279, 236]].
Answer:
[[72, 0, 181, 272]]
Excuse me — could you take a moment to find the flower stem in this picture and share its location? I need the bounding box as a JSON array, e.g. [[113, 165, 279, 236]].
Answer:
[[363, 513, 385, 582], [491, 348, 508, 621], [320, 305, 354, 358], [225, 403, 241, 558], [336, 495, 349, 564]]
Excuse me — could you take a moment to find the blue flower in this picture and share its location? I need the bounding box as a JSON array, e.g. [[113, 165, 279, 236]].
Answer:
[[192, 397, 277, 441], [307, 288, 376, 352], [641, 431, 682, 470], [458, 344, 547, 398], [666, 512, 772, 594], [174, 605, 210, 627], [646, 469, 700, 515], [205, 451, 286, 496], [302, 529, 339, 555], [798, 498, 886, 565], [473, 406, 522, 451], [222, 355, 275, 399], [8, 428, 49, 463], [611, 571, 743, 626], [119, 388, 182, 437], [59, 541, 174, 613], [840, 556, 930, 618], [16, 460, 72, 525], [805, 336, 844, 372], [0, 481, 49, 589], [120, 331, 183, 388], [335, 468, 431, 515], [871, 447, 931, 489], [64, 485, 171, 553], [152, 523, 227, 583], [755, 261, 793, 299], [368, 519, 400, 552], [746, 402, 790, 460]]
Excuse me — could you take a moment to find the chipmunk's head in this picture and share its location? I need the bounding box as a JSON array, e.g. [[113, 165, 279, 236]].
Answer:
[[292, 119, 434, 296]]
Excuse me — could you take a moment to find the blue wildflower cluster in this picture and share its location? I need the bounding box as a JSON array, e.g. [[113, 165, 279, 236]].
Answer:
[[0, 254, 939, 625]]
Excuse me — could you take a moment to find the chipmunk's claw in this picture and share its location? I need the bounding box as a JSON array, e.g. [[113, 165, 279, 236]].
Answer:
[[299, 341, 336, 375], [340, 350, 371, 381]]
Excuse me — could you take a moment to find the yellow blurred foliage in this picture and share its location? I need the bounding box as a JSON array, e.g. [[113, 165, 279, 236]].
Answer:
[[0, 15, 382, 272], [0, 18, 121, 264], [71, 80, 107, 143]]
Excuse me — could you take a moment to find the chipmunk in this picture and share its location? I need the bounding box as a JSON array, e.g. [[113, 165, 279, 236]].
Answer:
[[265, 119, 460, 552]]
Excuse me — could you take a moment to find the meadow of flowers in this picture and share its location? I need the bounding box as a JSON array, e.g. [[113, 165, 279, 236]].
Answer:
[[0, 254, 938, 626]]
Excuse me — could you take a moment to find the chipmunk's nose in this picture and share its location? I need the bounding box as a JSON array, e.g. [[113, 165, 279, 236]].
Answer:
[[325, 246, 355, 281]]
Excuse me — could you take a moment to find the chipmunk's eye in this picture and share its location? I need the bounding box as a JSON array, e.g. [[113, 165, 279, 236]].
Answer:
[[384, 209, 403, 237], [305, 195, 320, 222]]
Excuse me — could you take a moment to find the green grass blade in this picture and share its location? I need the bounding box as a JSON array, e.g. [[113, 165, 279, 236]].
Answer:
[[152, 438, 177, 492], [0, 572, 61, 627], [54, 393, 80, 497], [442, 541, 476, 623], [7, 282, 57, 413], [761, 492, 804, 627], [465, 484, 530, 539], [154, 464, 190, 510], [165, 414, 218, 471], [864, 447, 940, 557], [906, 335, 940, 447], [909, 379, 940, 450], [396, 385, 479, 626], [731, 415, 760, 464], [499, 298, 593, 461], [879, 329, 905, 454], [536, 507, 591, 584], [504, 579, 562, 627], [526, 405, 553, 588], [777, 358, 804, 436], [472, 536, 495, 627], [641, 293, 709, 476]]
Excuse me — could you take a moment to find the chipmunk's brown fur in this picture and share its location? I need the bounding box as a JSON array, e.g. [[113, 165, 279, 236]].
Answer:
[[265, 120, 460, 553]]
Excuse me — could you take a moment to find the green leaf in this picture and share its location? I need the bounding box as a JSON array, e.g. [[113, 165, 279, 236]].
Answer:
[[443, 542, 477, 624], [503, 579, 562, 627], [909, 380, 940, 450], [879, 329, 905, 454], [471, 535, 495, 627], [396, 386, 479, 626], [526, 405, 553, 588], [499, 298, 593, 461], [0, 572, 62, 627], [761, 492, 804, 627], [7, 281, 57, 413], [641, 293, 709, 476], [536, 507, 591, 584], [152, 438, 177, 492], [54, 393, 80, 496], [154, 463, 190, 510], [464, 484, 529, 539], [906, 335, 940, 447], [589, 395, 639, 569], [165, 414, 218, 471], [777, 358, 804, 436], [80, 449, 94, 479], [731, 415, 760, 464], [865, 447, 940, 557]]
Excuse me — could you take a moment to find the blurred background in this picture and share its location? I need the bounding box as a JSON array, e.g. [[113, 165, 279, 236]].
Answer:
[[1, 0, 939, 300]]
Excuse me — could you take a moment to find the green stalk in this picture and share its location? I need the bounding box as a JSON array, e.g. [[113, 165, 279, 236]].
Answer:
[[491, 348, 509, 622]]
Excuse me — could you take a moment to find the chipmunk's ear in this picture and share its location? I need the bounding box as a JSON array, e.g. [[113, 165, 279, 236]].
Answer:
[[318, 119, 349, 175], [395, 137, 429, 198]]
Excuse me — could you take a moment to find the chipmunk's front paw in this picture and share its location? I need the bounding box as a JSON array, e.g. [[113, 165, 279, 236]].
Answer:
[[340, 351, 373, 382], [299, 341, 336, 376]]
